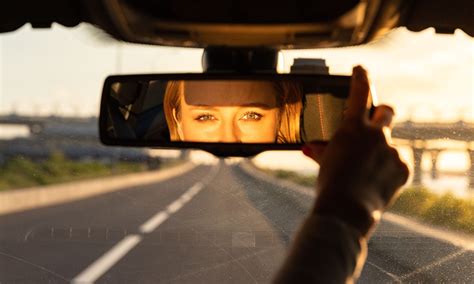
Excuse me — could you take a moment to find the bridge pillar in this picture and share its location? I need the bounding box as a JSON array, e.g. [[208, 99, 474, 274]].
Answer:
[[468, 149, 474, 190], [429, 150, 441, 180], [412, 147, 424, 186]]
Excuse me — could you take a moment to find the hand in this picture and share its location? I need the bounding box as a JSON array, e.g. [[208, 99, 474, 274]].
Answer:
[[302, 66, 409, 236]]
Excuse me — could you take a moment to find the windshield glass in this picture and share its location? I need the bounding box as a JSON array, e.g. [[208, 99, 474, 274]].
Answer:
[[0, 24, 472, 283]]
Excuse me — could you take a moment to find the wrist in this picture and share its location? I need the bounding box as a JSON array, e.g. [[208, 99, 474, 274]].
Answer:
[[312, 193, 376, 237]]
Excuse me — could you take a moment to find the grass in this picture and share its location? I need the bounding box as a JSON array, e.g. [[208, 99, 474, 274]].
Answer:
[[0, 153, 181, 191], [260, 167, 474, 235], [262, 169, 316, 187], [391, 187, 474, 234]]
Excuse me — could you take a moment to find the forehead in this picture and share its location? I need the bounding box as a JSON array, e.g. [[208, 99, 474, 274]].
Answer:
[[183, 80, 279, 106]]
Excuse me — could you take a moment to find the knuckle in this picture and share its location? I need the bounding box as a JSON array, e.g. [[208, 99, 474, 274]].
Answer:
[[383, 146, 410, 186], [389, 146, 400, 158], [398, 162, 410, 184], [390, 149, 410, 185], [377, 105, 395, 115]]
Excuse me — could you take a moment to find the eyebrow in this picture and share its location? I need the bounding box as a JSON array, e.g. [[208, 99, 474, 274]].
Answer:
[[188, 103, 272, 109]]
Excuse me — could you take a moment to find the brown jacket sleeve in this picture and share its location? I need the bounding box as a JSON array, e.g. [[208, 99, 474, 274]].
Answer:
[[273, 215, 367, 284]]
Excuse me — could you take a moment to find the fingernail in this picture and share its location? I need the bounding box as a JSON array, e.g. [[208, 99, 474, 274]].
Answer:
[[353, 66, 367, 82], [302, 145, 312, 156]]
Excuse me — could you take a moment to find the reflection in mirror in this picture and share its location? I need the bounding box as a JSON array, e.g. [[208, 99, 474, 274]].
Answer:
[[105, 79, 347, 144], [166, 80, 301, 143]]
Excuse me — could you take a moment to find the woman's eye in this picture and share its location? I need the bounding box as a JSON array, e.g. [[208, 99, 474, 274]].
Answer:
[[240, 112, 263, 121], [195, 114, 217, 121]]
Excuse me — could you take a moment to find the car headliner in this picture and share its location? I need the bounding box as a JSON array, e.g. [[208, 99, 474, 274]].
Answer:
[[0, 0, 472, 48]]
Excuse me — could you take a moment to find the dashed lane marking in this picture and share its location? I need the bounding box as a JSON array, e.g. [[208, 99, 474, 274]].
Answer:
[[71, 165, 219, 284]]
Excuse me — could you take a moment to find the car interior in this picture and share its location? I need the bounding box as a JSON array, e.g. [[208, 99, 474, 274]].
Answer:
[[0, 0, 472, 283]]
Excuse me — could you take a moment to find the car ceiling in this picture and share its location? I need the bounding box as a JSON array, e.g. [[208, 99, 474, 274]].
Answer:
[[0, 0, 472, 48]]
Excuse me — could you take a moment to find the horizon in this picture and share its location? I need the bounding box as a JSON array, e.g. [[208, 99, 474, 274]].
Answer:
[[0, 24, 472, 192]]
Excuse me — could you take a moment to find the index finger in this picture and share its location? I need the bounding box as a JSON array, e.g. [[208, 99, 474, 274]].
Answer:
[[345, 65, 370, 122]]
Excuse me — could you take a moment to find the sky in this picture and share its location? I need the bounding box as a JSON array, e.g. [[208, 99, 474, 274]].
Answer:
[[0, 24, 203, 116], [0, 24, 473, 184], [0, 24, 472, 121], [282, 29, 474, 122]]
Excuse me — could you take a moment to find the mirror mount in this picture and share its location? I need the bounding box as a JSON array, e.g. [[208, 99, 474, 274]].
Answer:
[[202, 46, 279, 73]]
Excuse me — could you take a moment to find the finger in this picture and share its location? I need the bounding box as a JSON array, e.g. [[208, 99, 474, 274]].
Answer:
[[380, 147, 410, 189], [302, 142, 328, 164], [345, 65, 370, 122], [370, 105, 394, 128]]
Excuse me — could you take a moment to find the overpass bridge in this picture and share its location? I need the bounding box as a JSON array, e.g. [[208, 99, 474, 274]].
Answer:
[[392, 121, 474, 141], [392, 120, 474, 189]]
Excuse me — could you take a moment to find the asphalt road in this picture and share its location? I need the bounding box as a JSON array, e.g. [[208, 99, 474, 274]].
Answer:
[[0, 161, 472, 283]]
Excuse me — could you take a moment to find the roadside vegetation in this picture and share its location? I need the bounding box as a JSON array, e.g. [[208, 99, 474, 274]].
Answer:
[[260, 168, 474, 235], [0, 153, 182, 191], [262, 169, 316, 187], [390, 187, 474, 234]]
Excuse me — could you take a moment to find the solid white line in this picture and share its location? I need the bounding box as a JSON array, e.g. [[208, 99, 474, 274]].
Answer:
[[383, 212, 474, 250], [366, 261, 402, 283], [71, 234, 142, 284], [399, 249, 467, 281]]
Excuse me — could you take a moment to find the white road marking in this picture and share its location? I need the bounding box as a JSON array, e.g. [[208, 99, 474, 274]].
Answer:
[[399, 249, 468, 281], [71, 168, 216, 283], [71, 235, 142, 284], [139, 211, 170, 234], [383, 212, 474, 250], [366, 261, 402, 283]]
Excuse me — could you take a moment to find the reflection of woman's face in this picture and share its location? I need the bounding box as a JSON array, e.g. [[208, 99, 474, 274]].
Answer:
[[175, 81, 280, 143]]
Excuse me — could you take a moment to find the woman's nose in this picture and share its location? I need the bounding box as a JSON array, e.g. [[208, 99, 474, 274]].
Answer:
[[219, 121, 239, 143]]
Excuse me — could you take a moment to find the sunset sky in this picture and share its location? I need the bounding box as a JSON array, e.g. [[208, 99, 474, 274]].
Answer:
[[0, 24, 472, 121], [0, 24, 472, 187]]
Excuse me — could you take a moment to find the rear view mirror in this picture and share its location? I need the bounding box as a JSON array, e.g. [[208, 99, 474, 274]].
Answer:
[[99, 73, 353, 156]]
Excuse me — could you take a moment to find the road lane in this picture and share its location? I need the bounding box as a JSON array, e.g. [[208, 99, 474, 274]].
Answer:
[[72, 165, 221, 283], [98, 160, 292, 283], [0, 160, 472, 283], [360, 220, 473, 283], [0, 164, 212, 282]]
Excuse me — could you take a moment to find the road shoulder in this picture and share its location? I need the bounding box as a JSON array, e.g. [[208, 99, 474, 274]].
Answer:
[[239, 160, 474, 250], [0, 162, 196, 216]]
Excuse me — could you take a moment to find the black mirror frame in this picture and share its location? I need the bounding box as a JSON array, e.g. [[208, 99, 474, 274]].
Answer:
[[99, 72, 351, 157]]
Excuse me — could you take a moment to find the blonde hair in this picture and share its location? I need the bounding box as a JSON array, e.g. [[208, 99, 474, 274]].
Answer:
[[163, 80, 303, 143]]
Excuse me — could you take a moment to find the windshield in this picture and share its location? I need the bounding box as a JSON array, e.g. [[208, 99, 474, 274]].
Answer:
[[0, 24, 472, 283]]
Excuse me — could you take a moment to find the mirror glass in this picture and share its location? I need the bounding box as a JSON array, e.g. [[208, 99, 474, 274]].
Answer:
[[101, 76, 350, 145]]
